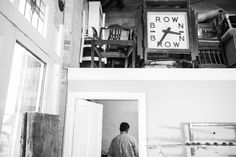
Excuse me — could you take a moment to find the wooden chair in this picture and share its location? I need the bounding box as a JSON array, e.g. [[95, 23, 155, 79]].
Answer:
[[91, 24, 136, 68]]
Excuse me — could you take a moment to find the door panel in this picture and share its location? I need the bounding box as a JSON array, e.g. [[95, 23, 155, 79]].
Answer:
[[72, 99, 103, 157]]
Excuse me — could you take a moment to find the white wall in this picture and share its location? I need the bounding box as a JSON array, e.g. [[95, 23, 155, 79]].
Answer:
[[68, 69, 236, 157], [0, 15, 16, 131], [96, 100, 138, 154]]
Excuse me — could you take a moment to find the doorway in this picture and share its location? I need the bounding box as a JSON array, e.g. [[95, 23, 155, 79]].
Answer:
[[95, 99, 139, 156], [63, 92, 147, 157]]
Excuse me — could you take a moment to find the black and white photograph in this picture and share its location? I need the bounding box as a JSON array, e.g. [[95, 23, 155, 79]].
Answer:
[[0, 0, 236, 157]]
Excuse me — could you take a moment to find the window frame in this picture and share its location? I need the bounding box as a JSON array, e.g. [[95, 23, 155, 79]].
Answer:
[[15, 40, 47, 111], [0, 41, 47, 156], [19, 0, 47, 35]]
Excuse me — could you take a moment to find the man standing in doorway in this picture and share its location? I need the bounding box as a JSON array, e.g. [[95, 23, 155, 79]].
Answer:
[[108, 122, 138, 157]]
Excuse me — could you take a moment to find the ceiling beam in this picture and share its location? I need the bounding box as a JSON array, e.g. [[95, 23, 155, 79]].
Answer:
[[100, 0, 125, 13]]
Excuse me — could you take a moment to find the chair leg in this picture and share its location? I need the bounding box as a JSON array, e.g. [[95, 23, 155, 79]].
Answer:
[[132, 42, 136, 68], [125, 58, 128, 68], [111, 59, 115, 68], [91, 42, 95, 68], [99, 57, 102, 68]]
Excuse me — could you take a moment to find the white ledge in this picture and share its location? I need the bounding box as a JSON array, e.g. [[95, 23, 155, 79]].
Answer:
[[68, 68, 236, 81]]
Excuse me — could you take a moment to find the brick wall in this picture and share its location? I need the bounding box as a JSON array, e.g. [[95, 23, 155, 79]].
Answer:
[[63, 0, 84, 67], [58, 0, 86, 156], [58, 68, 68, 157]]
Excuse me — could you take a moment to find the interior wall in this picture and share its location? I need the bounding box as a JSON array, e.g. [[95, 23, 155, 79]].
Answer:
[[0, 15, 16, 131], [95, 100, 138, 154], [68, 79, 236, 156]]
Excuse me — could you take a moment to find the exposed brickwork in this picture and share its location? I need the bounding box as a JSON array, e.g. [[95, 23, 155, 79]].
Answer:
[[70, 0, 83, 67], [58, 68, 68, 157], [58, 0, 85, 156], [62, 0, 84, 67]]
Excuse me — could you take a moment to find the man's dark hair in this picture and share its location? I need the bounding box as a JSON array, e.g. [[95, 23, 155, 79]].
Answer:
[[120, 122, 130, 132]]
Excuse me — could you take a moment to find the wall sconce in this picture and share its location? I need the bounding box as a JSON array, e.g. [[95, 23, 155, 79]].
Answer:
[[58, 0, 65, 12]]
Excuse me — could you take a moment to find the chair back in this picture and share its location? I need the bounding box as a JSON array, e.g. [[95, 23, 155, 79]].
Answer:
[[100, 24, 131, 40], [108, 25, 123, 40], [91, 27, 100, 40]]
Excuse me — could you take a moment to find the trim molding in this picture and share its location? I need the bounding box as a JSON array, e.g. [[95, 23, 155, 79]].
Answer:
[[68, 68, 236, 81]]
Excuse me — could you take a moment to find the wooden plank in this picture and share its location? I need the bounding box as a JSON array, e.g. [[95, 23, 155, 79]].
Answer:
[[187, 7, 194, 59], [20, 112, 27, 157], [143, 9, 148, 61], [132, 40, 136, 68], [100, 52, 127, 58], [190, 8, 199, 60], [91, 41, 95, 67], [135, 4, 144, 59], [93, 40, 134, 45], [20, 112, 60, 157], [146, 49, 191, 54]]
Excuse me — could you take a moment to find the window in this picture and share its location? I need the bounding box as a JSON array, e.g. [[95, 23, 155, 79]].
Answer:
[[0, 42, 46, 156], [19, 0, 46, 34]]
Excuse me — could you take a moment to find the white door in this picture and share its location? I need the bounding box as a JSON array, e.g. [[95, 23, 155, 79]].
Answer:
[[72, 99, 103, 157]]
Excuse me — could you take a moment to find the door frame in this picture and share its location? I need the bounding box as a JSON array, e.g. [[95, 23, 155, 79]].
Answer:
[[63, 91, 147, 157]]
